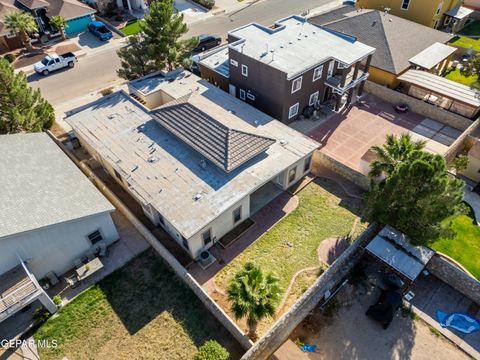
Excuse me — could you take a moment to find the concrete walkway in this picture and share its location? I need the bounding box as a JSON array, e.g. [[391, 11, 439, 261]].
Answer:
[[464, 186, 480, 224]]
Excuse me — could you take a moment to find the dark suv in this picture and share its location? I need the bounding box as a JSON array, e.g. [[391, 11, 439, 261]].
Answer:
[[193, 34, 221, 53]]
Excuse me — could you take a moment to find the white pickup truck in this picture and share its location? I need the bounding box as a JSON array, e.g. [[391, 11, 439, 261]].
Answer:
[[33, 52, 77, 76]]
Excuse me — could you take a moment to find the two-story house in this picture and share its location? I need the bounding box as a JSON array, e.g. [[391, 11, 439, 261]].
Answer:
[[356, 0, 473, 32], [198, 15, 375, 123]]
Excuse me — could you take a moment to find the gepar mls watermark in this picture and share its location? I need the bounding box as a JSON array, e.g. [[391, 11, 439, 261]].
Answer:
[[1, 339, 58, 349]]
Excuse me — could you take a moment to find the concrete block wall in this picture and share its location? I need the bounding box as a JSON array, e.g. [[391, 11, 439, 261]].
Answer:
[[364, 81, 473, 131], [241, 224, 378, 360], [444, 118, 480, 163], [426, 255, 480, 305], [312, 150, 370, 190]]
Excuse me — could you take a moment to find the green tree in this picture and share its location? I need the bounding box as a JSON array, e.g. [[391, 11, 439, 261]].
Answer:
[[0, 58, 54, 133], [49, 15, 68, 40], [194, 340, 229, 360], [369, 133, 426, 178], [5, 11, 38, 51], [367, 150, 465, 244], [227, 262, 281, 341], [460, 54, 480, 78], [140, 0, 198, 71], [451, 154, 469, 174], [117, 34, 156, 80]]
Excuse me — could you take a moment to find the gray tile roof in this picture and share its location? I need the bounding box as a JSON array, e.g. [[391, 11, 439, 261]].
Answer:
[[0, 133, 114, 239], [152, 95, 276, 172], [310, 9, 454, 75]]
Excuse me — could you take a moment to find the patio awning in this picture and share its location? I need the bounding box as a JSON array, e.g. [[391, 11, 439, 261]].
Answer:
[[444, 6, 474, 20], [409, 43, 457, 70], [398, 70, 480, 108], [365, 226, 435, 281]]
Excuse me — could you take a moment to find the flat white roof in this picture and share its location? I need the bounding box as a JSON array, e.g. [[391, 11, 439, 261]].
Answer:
[[67, 82, 319, 238], [0, 133, 114, 239], [228, 15, 375, 79], [409, 43, 457, 70], [199, 47, 230, 77]]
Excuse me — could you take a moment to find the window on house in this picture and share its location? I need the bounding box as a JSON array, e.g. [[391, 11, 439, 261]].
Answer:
[[202, 229, 212, 246], [304, 155, 312, 172], [241, 64, 248, 77], [401, 0, 410, 10], [182, 237, 189, 250], [288, 103, 299, 119], [327, 61, 335, 78], [233, 206, 242, 224], [288, 167, 297, 183], [87, 229, 103, 245], [240, 89, 246, 100], [313, 66, 323, 81], [230, 59, 238, 67], [247, 92, 255, 101], [436, 1, 443, 15], [309, 92, 319, 106], [291, 76, 302, 93]]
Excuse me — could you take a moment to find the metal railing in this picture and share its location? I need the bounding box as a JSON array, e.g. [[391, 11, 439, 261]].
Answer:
[[0, 281, 40, 320]]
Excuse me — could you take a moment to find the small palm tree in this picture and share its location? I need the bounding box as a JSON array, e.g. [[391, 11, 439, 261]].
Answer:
[[5, 11, 38, 51], [227, 262, 281, 341], [369, 133, 426, 178], [49, 16, 68, 40]]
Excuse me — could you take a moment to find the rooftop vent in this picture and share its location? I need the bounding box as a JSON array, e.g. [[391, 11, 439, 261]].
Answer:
[[131, 165, 139, 172], [279, 139, 288, 146], [147, 156, 159, 163], [193, 192, 203, 201]]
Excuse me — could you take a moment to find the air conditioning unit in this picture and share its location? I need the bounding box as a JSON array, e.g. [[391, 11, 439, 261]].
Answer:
[[198, 250, 216, 269]]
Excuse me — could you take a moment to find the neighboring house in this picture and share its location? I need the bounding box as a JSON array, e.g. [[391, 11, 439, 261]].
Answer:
[[464, 0, 480, 10], [0, 133, 119, 323], [463, 139, 480, 183], [309, 7, 455, 89], [198, 15, 375, 123], [356, 0, 473, 32], [398, 69, 480, 118], [0, 0, 22, 52], [14, 0, 95, 36], [66, 71, 320, 260]]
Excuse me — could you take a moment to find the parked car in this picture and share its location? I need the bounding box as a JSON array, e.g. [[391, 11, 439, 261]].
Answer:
[[33, 53, 77, 76], [192, 34, 221, 53], [88, 21, 113, 41]]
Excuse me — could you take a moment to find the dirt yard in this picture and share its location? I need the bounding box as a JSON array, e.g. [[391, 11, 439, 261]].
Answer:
[[292, 278, 469, 360]]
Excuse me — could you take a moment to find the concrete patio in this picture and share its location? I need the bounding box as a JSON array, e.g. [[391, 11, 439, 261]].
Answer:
[[410, 272, 480, 359]]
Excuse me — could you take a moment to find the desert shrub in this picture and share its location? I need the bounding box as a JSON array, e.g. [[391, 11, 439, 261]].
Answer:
[[194, 340, 229, 360], [192, 0, 215, 9], [3, 53, 16, 63]]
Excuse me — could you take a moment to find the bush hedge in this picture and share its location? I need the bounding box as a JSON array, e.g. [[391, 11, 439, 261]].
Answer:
[[192, 0, 215, 10], [194, 340, 229, 360]]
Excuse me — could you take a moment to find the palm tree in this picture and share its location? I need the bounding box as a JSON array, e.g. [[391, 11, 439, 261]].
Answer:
[[369, 133, 426, 178], [227, 262, 281, 341], [4, 11, 38, 51], [49, 16, 68, 40]]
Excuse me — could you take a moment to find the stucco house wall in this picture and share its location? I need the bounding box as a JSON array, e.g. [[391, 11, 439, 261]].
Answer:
[[0, 212, 119, 279]]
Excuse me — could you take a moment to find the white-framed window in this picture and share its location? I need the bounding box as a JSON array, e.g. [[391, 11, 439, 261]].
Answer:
[[233, 206, 242, 224], [327, 61, 335, 78], [435, 1, 443, 15], [288, 167, 297, 183], [202, 228, 212, 246], [240, 89, 246, 100], [401, 0, 410, 10], [291, 76, 302, 93], [288, 103, 299, 119], [241, 64, 248, 77], [247, 92, 255, 101], [313, 66, 323, 81], [87, 229, 103, 245], [304, 155, 312, 172], [309, 91, 319, 106], [230, 59, 238, 67]]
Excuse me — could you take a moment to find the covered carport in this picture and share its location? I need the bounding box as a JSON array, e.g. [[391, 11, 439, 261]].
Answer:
[[398, 69, 480, 119]]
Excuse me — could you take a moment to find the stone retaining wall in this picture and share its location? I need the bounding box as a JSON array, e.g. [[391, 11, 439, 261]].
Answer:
[[312, 150, 370, 190], [241, 224, 379, 360], [444, 118, 480, 163], [47, 132, 254, 351], [364, 81, 473, 131], [426, 255, 480, 305]]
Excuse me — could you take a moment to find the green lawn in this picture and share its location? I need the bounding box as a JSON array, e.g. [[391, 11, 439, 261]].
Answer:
[[449, 35, 480, 51], [431, 211, 480, 280], [121, 19, 142, 36], [459, 21, 480, 36], [34, 250, 241, 360], [444, 68, 480, 90], [215, 178, 366, 294]]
